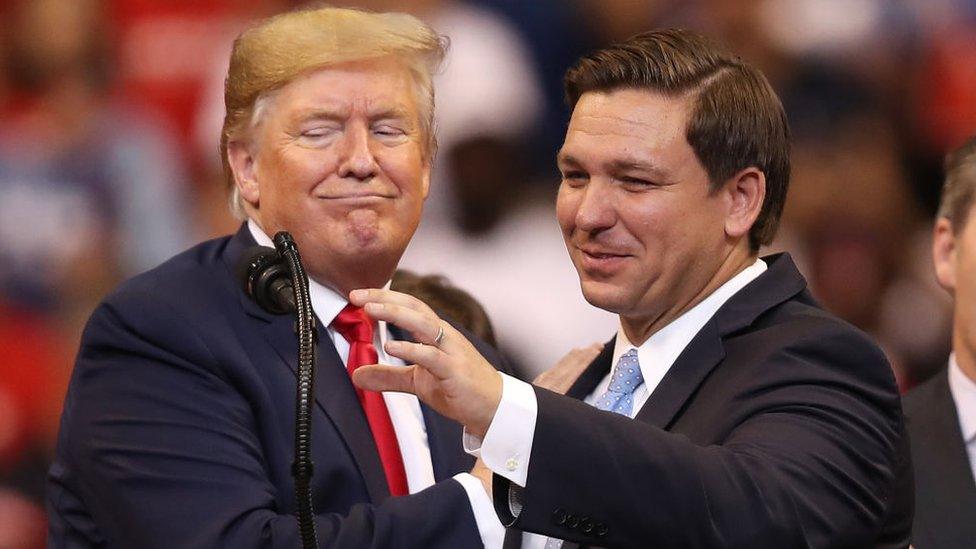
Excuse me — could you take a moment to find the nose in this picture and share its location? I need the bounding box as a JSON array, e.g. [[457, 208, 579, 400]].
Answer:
[[573, 179, 616, 235], [337, 123, 378, 181]]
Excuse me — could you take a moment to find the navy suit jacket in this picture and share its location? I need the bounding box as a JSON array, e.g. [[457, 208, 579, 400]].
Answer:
[[496, 254, 913, 548], [48, 226, 503, 548], [904, 368, 976, 549]]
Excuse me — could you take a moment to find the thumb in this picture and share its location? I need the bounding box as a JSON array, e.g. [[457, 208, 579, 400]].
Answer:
[[352, 364, 417, 394]]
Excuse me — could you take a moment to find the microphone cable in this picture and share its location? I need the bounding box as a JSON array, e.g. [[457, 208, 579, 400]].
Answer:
[[273, 232, 319, 549]]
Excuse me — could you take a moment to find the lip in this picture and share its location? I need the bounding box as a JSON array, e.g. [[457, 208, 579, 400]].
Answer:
[[317, 194, 394, 204], [577, 246, 631, 274]]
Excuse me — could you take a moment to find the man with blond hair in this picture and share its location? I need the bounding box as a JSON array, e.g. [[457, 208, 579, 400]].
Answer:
[[905, 135, 976, 549], [47, 7, 507, 548]]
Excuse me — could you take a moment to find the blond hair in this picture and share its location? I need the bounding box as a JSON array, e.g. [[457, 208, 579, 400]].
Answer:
[[220, 6, 447, 218]]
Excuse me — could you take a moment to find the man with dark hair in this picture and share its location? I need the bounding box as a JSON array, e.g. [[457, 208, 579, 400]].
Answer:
[[352, 29, 912, 547], [904, 135, 976, 549]]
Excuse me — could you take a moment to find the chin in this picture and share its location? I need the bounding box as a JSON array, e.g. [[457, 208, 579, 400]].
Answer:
[[579, 280, 631, 315]]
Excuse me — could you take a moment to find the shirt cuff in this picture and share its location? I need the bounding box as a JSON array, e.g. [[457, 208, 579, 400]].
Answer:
[[462, 373, 537, 487], [453, 473, 505, 549]]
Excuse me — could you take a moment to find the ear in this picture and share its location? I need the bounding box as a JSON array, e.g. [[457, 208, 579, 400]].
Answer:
[[722, 167, 766, 242], [420, 158, 432, 199], [227, 139, 261, 207], [932, 217, 957, 293]]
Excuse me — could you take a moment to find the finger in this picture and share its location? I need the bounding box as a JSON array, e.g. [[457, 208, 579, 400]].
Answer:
[[383, 340, 451, 379], [349, 288, 436, 317], [532, 370, 553, 385], [352, 364, 418, 394], [363, 302, 445, 346]]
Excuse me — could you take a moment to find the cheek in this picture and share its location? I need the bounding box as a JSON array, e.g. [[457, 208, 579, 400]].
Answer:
[[555, 188, 578, 233], [259, 149, 323, 197], [380, 148, 427, 195], [616, 198, 664, 245]]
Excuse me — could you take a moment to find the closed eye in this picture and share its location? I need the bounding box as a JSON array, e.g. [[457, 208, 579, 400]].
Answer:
[[301, 128, 337, 138], [620, 176, 652, 186], [373, 125, 406, 137]]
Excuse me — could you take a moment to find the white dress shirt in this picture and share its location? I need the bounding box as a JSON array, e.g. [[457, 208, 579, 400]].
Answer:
[[465, 259, 767, 548], [247, 220, 504, 547], [947, 353, 976, 484]]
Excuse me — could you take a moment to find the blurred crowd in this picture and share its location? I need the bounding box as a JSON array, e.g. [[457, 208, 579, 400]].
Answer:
[[0, 0, 974, 544]]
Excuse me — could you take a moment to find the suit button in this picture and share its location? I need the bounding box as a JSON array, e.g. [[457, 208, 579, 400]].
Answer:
[[580, 517, 594, 534], [566, 514, 580, 529], [595, 522, 609, 537], [552, 508, 568, 526]]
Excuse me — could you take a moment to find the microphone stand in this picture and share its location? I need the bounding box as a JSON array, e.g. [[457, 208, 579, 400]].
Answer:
[[273, 232, 319, 549]]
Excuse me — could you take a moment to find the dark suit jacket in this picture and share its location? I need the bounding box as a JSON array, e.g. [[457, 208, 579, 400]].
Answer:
[[48, 225, 504, 548], [495, 254, 912, 548], [904, 367, 976, 549]]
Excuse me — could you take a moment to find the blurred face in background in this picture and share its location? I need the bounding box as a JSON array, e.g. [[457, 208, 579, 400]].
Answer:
[[7, 0, 105, 90], [229, 57, 431, 294], [934, 203, 976, 372], [556, 89, 734, 341]]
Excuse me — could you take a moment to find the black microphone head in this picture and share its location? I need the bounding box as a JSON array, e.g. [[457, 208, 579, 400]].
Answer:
[[236, 246, 295, 314]]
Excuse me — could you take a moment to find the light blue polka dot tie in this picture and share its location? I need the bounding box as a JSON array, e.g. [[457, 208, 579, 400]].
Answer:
[[593, 348, 644, 416]]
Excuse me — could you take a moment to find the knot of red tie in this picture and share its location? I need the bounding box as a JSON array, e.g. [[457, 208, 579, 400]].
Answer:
[[333, 304, 374, 344]]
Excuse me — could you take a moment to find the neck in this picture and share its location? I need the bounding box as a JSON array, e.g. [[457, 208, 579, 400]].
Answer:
[[309, 261, 394, 298], [621, 246, 757, 345]]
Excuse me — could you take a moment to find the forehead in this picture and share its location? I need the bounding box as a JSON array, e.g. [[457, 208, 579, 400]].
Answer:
[[268, 57, 419, 120], [561, 89, 694, 164]]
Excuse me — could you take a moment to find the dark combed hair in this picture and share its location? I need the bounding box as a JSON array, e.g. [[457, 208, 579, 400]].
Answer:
[[938, 134, 976, 233], [564, 28, 791, 251]]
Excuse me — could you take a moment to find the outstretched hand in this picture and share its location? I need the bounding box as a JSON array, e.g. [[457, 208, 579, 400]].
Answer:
[[348, 288, 503, 438]]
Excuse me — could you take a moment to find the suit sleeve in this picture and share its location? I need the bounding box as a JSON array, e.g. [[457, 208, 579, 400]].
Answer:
[[50, 292, 482, 549], [492, 325, 906, 548]]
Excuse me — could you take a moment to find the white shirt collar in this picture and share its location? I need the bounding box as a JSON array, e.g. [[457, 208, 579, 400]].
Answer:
[[612, 258, 768, 393], [948, 353, 976, 444], [246, 219, 393, 345]]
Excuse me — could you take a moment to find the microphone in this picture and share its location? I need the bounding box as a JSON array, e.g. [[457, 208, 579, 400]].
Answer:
[[237, 235, 319, 549], [236, 246, 296, 314]]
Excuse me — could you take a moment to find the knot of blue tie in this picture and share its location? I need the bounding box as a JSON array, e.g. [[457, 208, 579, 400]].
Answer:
[[594, 348, 644, 416]]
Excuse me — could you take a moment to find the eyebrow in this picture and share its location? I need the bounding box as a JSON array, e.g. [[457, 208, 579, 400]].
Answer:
[[292, 106, 413, 123], [557, 152, 670, 179]]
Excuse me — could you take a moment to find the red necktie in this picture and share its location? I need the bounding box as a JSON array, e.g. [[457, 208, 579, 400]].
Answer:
[[332, 304, 409, 497]]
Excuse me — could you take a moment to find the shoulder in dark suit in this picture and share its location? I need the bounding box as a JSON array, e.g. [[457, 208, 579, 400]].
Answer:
[[904, 367, 976, 549], [47, 226, 505, 548], [495, 254, 912, 548]]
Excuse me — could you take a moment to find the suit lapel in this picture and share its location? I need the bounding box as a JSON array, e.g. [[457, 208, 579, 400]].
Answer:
[[910, 370, 976, 546], [633, 254, 807, 429], [634, 321, 726, 428], [566, 338, 615, 400], [223, 225, 390, 503], [421, 404, 471, 479]]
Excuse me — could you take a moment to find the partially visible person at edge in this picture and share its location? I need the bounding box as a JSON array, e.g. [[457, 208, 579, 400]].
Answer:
[[905, 135, 976, 549], [351, 28, 913, 548]]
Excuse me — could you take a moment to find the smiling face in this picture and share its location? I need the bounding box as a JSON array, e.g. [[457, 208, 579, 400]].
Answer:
[[556, 89, 740, 342], [229, 57, 431, 294]]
